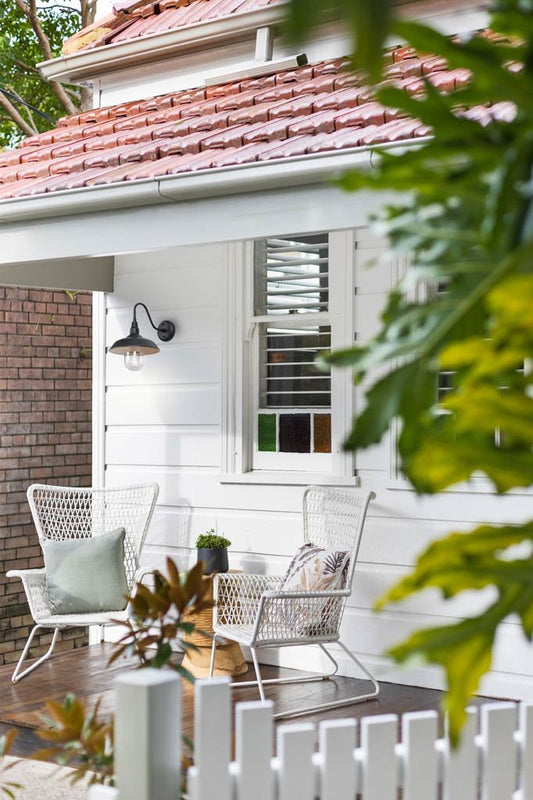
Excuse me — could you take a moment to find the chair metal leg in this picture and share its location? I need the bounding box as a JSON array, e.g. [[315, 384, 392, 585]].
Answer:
[[208, 636, 217, 679], [250, 648, 266, 702], [272, 640, 380, 720], [230, 641, 379, 719], [12, 625, 60, 683]]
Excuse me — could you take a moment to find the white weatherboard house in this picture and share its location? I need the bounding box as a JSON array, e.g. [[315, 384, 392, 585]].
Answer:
[[0, 0, 530, 701]]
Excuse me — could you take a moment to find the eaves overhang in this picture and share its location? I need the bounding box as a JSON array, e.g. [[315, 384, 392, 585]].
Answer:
[[38, 4, 288, 85], [0, 141, 428, 225]]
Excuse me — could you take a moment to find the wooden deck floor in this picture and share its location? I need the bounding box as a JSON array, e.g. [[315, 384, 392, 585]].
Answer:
[[0, 644, 498, 759]]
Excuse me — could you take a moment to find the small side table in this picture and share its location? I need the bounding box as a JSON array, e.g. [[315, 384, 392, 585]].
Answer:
[[181, 573, 248, 679]]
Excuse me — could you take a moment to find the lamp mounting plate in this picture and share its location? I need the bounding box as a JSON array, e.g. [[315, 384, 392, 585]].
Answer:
[[157, 320, 175, 343]]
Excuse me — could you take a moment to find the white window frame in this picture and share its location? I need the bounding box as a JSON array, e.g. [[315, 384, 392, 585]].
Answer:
[[221, 230, 357, 486]]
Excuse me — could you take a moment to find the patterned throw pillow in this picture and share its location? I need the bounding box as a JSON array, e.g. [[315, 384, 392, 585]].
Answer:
[[280, 543, 350, 592]]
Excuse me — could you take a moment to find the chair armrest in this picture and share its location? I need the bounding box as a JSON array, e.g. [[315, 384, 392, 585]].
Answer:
[[6, 569, 51, 621], [133, 566, 153, 585], [6, 568, 46, 579], [214, 573, 284, 627], [254, 588, 348, 643]]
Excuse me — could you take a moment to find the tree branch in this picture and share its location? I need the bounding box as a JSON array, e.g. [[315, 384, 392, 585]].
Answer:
[[14, 0, 79, 115], [81, 0, 97, 29], [0, 90, 38, 137]]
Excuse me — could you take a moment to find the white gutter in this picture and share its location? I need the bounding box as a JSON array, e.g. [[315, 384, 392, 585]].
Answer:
[[0, 139, 431, 225], [39, 4, 288, 84]]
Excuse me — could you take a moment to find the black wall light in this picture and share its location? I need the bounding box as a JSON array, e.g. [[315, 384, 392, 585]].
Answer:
[[109, 302, 175, 371]]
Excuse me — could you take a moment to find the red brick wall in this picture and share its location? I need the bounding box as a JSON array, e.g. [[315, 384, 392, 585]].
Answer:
[[0, 286, 92, 666]]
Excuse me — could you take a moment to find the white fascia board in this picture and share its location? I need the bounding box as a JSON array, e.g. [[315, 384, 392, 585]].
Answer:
[[38, 4, 288, 84], [0, 141, 430, 227]]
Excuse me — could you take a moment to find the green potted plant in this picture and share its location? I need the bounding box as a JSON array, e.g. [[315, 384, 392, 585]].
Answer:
[[195, 530, 231, 575]]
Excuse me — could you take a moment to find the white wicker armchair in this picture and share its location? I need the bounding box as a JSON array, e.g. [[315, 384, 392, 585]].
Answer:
[[210, 486, 378, 719], [6, 482, 159, 682]]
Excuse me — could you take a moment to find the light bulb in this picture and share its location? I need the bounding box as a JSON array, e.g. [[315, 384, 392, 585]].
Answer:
[[124, 351, 144, 371]]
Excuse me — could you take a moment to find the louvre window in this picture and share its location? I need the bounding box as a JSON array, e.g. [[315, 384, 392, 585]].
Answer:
[[253, 233, 332, 456], [254, 233, 329, 316]]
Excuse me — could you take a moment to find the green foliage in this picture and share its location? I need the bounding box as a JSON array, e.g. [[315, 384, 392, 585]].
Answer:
[[34, 695, 114, 786], [109, 558, 214, 681], [0, 731, 22, 799], [289, 0, 533, 744], [0, 0, 81, 147], [195, 530, 232, 549]]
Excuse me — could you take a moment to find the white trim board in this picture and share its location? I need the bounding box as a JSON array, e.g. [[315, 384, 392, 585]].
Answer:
[[0, 255, 113, 291], [0, 183, 394, 268]]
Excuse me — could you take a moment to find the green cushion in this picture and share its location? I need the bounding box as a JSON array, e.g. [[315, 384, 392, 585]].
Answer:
[[43, 527, 129, 615]]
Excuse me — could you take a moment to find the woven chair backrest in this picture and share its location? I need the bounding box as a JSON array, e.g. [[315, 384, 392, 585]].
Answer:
[[303, 486, 375, 589], [27, 483, 159, 589]]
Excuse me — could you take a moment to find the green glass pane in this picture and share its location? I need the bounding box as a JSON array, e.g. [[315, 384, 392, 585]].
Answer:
[[258, 414, 277, 452]]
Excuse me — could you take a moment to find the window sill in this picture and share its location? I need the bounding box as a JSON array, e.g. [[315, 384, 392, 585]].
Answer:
[[220, 471, 359, 487]]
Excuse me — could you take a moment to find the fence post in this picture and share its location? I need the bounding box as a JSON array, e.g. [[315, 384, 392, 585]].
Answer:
[[114, 668, 182, 800]]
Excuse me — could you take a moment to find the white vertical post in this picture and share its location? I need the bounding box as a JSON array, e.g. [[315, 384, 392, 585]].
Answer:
[[235, 701, 274, 800], [277, 723, 315, 800], [114, 669, 182, 800], [402, 710, 439, 800], [360, 714, 398, 800], [480, 702, 517, 800], [89, 787, 119, 800], [318, 718, 357, 800], [442, 707, 478, 800], [188, 678, 231, 800], [518, 703, 533, 800]]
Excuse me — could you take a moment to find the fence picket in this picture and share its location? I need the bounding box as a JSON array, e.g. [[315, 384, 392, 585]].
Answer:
[[277, 723, 315, 800], [518, 703, 533, 800], [318, 719, 357, 800], [106, 671, 533, 800], [188, 678, 231, 800], [235, 701, 274, 800], [360, 714, 398, 800], [480, 702, 517, 800], [402, 710, 439, 800], [442, 707, 478, 800]]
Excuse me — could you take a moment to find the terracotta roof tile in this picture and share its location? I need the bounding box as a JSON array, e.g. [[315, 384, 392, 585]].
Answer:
[[62, 0, 284, 54], [0, 45, 514, 202]]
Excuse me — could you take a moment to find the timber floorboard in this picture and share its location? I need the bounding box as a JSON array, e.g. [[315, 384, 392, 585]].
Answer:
[[0, 643, 501, 760]]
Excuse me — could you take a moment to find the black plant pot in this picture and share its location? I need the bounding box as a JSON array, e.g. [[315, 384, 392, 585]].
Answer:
[[197, 547, 229, 575]]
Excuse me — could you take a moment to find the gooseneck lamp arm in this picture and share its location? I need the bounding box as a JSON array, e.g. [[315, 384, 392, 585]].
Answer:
[[109, 302, 176, 371], [130, 303, 175, 343]]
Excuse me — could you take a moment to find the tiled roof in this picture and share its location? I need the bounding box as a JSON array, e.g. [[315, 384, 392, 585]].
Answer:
[[0, 47, 515, 202], [63, 0, 284, 54]]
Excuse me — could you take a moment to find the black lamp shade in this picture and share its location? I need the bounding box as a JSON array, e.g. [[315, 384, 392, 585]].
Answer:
[[109, 334, 160, 356]]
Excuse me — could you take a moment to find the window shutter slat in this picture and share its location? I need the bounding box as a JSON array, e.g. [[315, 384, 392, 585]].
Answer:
[[254, 232, 329, 317]]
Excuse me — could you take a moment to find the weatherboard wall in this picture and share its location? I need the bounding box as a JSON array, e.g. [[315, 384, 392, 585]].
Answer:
[[102, 237, 533, 701]]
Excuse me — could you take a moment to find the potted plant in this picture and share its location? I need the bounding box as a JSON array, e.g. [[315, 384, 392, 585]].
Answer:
[[195, 530, 231, 575]]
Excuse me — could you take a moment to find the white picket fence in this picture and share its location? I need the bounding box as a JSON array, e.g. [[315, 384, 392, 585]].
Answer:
[[89, 669, 533, 800]]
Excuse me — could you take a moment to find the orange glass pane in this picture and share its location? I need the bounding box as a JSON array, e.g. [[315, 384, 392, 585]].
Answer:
[[314, 414, 331, 453]]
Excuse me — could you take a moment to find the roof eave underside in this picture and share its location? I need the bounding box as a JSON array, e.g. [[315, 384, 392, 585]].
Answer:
[[0, 145, 413, 288]]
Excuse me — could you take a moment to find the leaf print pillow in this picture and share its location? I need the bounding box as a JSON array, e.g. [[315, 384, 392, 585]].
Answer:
[[280, 543, 350, 592]]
